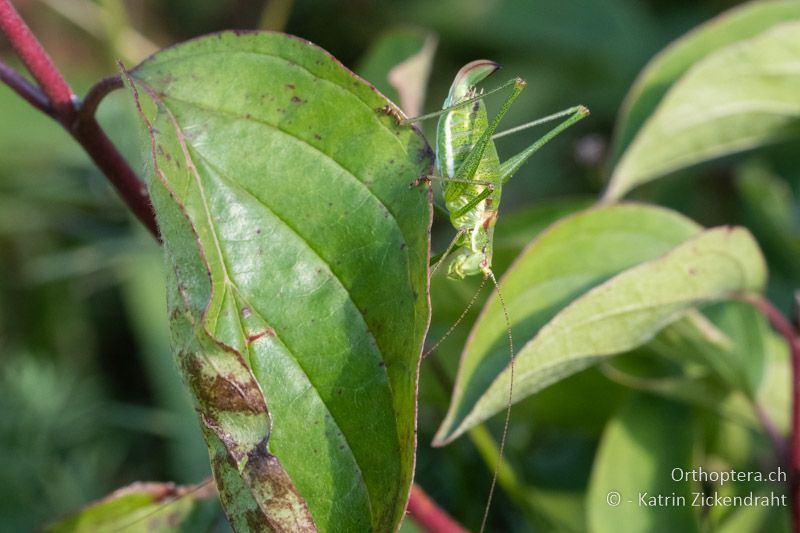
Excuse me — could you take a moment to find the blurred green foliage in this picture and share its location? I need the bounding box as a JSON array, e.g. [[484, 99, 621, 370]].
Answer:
[[1, 0, 798, 531]]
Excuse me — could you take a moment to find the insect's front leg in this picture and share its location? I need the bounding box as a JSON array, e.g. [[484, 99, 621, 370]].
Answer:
[[379, 104, 405, 125]]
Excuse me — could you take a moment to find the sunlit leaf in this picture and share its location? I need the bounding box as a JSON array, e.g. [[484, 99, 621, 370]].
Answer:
[[606, 20, 800, 200], [611, 0, 800, 162], [126, 31, 432, 531], [434, 205, 766, 444]]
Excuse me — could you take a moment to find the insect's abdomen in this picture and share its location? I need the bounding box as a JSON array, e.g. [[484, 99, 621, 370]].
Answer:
[[436, 97, 501, 232]]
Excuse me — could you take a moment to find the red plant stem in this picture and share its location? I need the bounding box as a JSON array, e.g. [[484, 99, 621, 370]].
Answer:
[[0, 0, 159, 238], [71, 119, 160, 237], [407, 484, 470, 533], [0, 0, 74, 122], [81, 74, 123, 121], [748, 295, 800, 532]]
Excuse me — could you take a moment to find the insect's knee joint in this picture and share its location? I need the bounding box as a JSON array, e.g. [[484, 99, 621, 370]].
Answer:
[[410, 175, 431, 188], [514, 78, 527, 89]]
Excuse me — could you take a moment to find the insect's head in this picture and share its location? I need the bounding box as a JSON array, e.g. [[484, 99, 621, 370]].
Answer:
[[447, 59, 501, 102], [447, 247, 489, 280]]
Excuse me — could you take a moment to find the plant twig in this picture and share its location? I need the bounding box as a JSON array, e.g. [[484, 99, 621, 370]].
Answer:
[[0, 58, 49, 113], [70, 117, 159, 237], [0, 0, 159, 238], [747, 295, 800, 533], [0, 0, 75, 122], [80, 73, 122, 120], [407, 484, 470, 533]]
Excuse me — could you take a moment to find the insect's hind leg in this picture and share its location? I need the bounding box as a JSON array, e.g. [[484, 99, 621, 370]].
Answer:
[[497, 105, 590, 184], [448, 78, 527, 191]]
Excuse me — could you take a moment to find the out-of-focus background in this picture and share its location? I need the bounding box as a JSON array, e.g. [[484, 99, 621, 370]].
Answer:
[[1, 0, 797, 531]]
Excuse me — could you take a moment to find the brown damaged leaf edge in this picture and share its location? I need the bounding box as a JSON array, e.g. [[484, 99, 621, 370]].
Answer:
[[214, 431, 316, 533], [206, 427, 315, 533], [43, 479, 218, 532], [123, 65, 318, 532], [183, 354, 266, 415]]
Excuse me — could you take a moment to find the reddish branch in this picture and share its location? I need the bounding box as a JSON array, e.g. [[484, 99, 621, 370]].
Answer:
[[749, 296, 800, 532], [0, 2, 468, 531], [407, 484, 470, 533], [0, 0, 73, 120], [0, 0, 158, 237]]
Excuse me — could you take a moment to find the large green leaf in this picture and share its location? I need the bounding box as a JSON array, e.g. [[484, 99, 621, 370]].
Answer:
[[611, 0, 800, 163], [126, 31, 432, 531], [587, 394, 698, 533], [606, 20, 800, 200], [434, 205, 766, 444]]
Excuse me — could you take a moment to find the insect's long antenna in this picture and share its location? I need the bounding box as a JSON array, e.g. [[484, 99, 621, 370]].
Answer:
[[480, 270, 515, 533], [400, 78, 522, 125], [423, 275, 487, 358]]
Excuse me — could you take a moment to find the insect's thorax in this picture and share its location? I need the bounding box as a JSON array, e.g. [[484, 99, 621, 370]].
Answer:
[[436, 91, 502, 279]]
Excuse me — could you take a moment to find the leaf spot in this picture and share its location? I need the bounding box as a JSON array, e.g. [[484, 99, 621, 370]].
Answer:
[[247, 327, 276, 344]]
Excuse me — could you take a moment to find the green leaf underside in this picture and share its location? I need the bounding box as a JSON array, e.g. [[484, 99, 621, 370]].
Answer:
[[611, 0, 800, 163], [128, 31, 432, 532], [44, 481, 215, 533], [606, 20, 800, 200], [435, 204, 766, 445], [588, 394, 697, 533]]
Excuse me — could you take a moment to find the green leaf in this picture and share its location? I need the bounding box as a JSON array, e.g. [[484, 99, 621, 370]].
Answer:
[[600, 303, 775, 426], [736, 160, 800, 279], [434, 204, 699, 444], [606, 20, 800, 200], [715, 491, 790, 533], [758, 331, 792, 435], [357, 28, 438, 117], [587, 394, 698, 533], [434, 205, 766, 444], [126, 31, 432, 532], [618, 303, 771, 402], [611, 0, 800, 163], [696, 302, 770, 399], [44, 481, 217, 533]]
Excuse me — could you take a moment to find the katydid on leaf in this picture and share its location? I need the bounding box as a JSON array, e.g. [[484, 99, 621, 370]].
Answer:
[[402, 59, 589, 532], [115, 59, 588, 533]]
